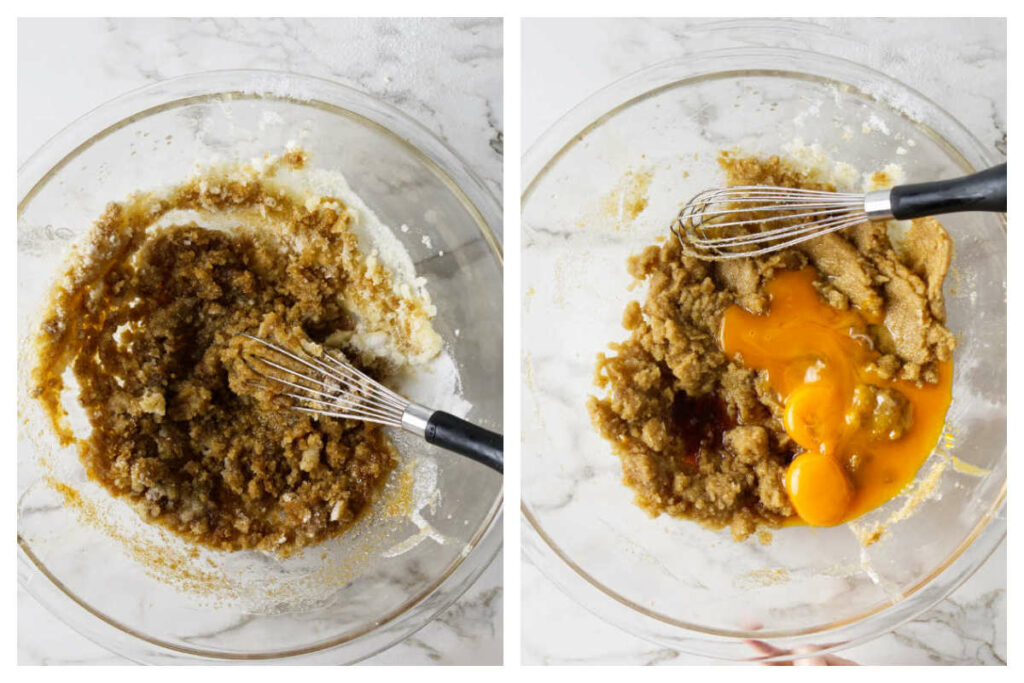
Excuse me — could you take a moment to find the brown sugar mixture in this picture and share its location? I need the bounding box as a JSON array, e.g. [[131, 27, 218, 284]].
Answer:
[[31, 153, 441, 555], [587, 153, 955, 541]]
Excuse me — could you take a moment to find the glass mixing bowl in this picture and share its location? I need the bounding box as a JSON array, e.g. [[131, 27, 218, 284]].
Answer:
[[18, 70, 503, 663], [522, 46, 1005, 662]]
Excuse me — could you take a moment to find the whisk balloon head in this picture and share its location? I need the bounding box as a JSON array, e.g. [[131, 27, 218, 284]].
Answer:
[[671, 185, 871, 260], [241, 334, 408, 428]]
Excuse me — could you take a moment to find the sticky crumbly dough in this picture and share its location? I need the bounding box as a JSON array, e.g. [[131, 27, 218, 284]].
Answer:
[[31, 151, 442, 556], [587, 153, 955, 541]]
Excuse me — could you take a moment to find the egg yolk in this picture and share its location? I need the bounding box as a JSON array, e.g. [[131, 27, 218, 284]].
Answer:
[[720, 267, 952, 527], [785, 452, 853, 526], [783, 381, 844, 453]]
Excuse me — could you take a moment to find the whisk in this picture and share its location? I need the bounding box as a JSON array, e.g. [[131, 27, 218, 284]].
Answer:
[[673, 163, 1006, 260], [241, 334, 503, 473]]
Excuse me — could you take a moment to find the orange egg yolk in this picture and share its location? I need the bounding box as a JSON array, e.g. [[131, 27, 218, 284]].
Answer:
[[785, 452, 853, 526], [719, 267, 952, 527]]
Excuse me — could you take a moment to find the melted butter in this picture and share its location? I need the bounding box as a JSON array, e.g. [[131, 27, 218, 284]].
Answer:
[[720, 267, 952, 526], [951, 456, 990, 477]]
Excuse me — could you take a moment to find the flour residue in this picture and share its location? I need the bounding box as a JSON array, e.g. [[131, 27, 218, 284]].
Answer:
[[382, 457, 465, 558]]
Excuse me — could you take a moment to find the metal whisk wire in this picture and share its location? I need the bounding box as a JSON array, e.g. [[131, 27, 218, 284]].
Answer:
[[671, 164, 1007, 260], [672, 185, 871, 259], [239, 334, 504, 473], [242, 334, 408, 428]]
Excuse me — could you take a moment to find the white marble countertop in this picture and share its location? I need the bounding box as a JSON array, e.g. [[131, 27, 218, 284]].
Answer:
[[17, 17, 502, 666], [521, 17, 1005, 666], [17, 17, 503, 234]]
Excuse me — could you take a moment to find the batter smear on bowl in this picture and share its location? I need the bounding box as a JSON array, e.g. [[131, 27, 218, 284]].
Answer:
[[30, 151, 442, 555], [587, 153, 955, 541]]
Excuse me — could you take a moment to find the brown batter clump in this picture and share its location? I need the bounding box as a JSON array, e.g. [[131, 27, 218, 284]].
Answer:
[[587, 153, 955, 540], [31, 154, 440, 555]]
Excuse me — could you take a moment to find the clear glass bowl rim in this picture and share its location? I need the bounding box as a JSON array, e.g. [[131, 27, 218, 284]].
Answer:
[[18, 68, 504, 663], [521, 44, 1006, 661]]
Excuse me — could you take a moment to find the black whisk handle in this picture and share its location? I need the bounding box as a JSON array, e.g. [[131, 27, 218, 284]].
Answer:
[[425, 411, 503, 473], [889, 163, 1006, 220]]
